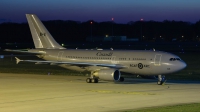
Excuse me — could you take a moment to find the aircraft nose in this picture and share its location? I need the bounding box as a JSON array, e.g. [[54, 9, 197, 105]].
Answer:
[[179, 61, 187, 70]]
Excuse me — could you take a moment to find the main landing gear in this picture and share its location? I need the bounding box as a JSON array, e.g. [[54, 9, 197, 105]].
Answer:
[[86, 71, 99, 83], [85, 71, 125, 83], [157, 75, 166, 85], [86, 78, 98, 83]]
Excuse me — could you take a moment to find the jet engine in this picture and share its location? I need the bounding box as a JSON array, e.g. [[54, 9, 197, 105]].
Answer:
[[93, 69, 121, 81]]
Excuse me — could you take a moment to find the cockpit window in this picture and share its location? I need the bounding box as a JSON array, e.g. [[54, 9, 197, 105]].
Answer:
[[169, 58, 181, 61]]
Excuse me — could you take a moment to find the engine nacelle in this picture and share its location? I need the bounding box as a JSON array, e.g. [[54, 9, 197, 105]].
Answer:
[[94, 69, 121, 81]]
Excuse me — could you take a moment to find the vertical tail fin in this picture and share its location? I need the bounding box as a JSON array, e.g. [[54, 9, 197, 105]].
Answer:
[[26, 14, 65, 49]]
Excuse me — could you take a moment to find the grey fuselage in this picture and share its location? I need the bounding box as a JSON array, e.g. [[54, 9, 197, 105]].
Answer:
[[34, 49, 186, 76]]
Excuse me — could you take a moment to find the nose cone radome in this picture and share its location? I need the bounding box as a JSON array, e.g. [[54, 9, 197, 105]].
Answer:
[[179, 61, 187, 70]]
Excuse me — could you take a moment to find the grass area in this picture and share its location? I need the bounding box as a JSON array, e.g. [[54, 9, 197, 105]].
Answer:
[[124, 103, 200, 112]]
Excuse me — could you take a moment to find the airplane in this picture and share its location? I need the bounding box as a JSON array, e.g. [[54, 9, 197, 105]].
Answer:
[[6, 14, 187, 85]]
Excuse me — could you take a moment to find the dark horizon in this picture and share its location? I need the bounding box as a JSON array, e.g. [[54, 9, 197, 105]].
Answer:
[[0, 19, 200, 44], [0, 19, 200, 24]]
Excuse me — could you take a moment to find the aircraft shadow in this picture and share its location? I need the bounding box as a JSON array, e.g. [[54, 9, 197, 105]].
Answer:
[[113, 78, 200, 85]]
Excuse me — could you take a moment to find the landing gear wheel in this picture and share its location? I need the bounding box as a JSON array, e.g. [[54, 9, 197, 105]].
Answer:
[[94, 79, 98, 83], [86, 78, 98, 83], [119, 77, 124, 82], [86, 78, 91, 83], [91, 79, 98, 83], [157, 75, 165, 85], [157, 81, 163, 85]]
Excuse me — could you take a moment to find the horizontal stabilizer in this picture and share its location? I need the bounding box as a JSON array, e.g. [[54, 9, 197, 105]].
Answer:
[[4, 49, 46, 54], [35, 62, 49, 65], [15, 57, 21, 64]]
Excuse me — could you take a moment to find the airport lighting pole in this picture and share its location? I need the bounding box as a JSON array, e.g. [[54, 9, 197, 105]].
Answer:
[[140, 18, 143, 41], [90, 21, 93, 42], [112, 18, 114, 37]]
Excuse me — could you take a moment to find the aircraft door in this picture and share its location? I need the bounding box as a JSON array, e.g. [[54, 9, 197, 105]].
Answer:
[[154, 54, 162, 66], [111, 56, 118, 64], [57, 51, 64, 61]]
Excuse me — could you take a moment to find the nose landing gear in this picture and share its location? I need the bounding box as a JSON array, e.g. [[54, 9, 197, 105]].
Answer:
[[157, 75, 166, 85]]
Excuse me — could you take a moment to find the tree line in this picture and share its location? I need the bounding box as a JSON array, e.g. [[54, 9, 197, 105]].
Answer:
[[0, 20, 200, 43]]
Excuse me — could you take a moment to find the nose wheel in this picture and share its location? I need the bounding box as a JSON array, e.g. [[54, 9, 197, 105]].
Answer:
[[157, 75, 166, 85]]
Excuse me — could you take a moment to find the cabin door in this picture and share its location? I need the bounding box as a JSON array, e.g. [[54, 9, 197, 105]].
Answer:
[[111, 56, 117, 64], [57, 51, 64, 61], [154, 54, 162, 66]]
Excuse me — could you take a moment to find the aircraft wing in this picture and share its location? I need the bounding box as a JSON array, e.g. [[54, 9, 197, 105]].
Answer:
[[15, 57, 127, 69]]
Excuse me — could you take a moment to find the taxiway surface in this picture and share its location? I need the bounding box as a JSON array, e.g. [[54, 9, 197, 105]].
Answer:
[[0, 73, 200, 112]]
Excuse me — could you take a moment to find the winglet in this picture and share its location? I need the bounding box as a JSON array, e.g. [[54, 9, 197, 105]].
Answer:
[[15, 57, 21, 64]]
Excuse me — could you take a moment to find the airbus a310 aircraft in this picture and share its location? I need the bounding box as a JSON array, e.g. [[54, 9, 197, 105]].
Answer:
[[6, 14, 187, 85]]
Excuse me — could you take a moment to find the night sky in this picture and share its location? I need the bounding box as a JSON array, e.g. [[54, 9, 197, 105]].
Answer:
[[1, 0, 200, 23]]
